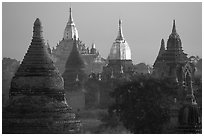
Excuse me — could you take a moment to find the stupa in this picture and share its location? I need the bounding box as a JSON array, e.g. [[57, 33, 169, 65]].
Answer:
[[103, 19, 133, 79], [2, 18, 81, 134]]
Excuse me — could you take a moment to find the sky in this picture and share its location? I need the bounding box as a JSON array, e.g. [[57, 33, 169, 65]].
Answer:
[[2, 2, 202, 65]]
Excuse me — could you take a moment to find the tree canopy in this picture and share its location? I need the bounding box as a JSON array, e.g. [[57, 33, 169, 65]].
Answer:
[[109, 76, 178, 133]]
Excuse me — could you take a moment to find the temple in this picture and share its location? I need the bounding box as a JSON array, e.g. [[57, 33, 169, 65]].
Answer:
[[102, 19, 133, 79], [153, 20, 188, 83], [3, 18, 81, 134], [52, 7, 106, 75], [152, 20, 201, 133], [63, 8, 79, 40]]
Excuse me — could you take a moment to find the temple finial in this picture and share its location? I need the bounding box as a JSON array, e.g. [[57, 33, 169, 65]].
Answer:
[[161, 39, 165, 50], [157, 39, 165, 57], [33, 18, 43, 38], [161, 39, 164, 45], [116, 19, 124, 40], [172, 19, 176, 34], [68, 7, 73, 23]]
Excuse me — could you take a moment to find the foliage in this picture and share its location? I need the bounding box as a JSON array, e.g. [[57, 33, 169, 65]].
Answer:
[[193, 76, 202, 108], [109, 76, 177, 133], [95, 108, 130, 134], [2, 57, 20, 106]]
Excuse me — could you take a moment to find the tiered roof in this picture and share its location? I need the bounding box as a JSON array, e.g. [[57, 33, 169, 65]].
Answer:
[[10, 18, 64, 100]]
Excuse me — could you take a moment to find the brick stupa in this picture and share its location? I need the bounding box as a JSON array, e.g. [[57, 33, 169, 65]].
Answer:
[[3, 18, 81, 134]]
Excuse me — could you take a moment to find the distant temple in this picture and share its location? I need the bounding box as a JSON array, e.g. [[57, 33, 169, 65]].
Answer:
[[152, 20, 201, 133], [153, 20, 188, 83], [102, 19, 133, 79], [2, 18, 81, 134], [52, 7, 106, 75], [62, 35, 87, 111]]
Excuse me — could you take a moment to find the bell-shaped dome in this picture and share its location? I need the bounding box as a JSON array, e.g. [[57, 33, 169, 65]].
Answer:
[[109, 19, 131, 60], [10, 18, 64, 100], [63, 8, 79, 40]]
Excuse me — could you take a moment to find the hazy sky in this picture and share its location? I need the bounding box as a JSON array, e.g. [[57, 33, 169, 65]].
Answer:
[[2, 2, 202, 65]]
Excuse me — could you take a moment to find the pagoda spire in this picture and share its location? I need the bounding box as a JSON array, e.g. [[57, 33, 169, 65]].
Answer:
[[158, 39, 165, 56], [33, 18, 43, 38], [116, 19, 124, 41], [153, 39, 166, 67], [63, 7, 78, 40], [172, 20, 177, 34], [68, 7, 74, 24]]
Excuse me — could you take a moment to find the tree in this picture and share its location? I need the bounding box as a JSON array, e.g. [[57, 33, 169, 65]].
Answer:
[[109, 76, 178, 134]]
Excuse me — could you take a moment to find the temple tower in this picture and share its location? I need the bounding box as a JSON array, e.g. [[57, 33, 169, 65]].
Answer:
[[3, 18, 81, 134], [63, 7, 79, 40], [52, 7, 105, 75], [9, 18, 64, 101], [62, 35, 87, 90], [152, 39, 167, 78], [103, 19, 133, 79], [153, 39, 165, 67], [62, 35, 87, 111], [153, 20, 188, 82]]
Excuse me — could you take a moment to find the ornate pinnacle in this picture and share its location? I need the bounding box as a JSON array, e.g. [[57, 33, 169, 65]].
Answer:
[[116, 19, 124, 41], [172, 20, 177, 34], [68, 7, 74, 23], [33, 18, 43, 38]]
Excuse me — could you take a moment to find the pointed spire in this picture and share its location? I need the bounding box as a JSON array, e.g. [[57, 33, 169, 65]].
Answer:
[[158, 39, 165, 56], [116, 19, 124, 41], [172, 20, 177, 34], [153, 39, 166, 67], [68, 7, 74, 24], [63, 7, 78, 40], [33, 18, 43, 38], [161, 39, 165, 46]]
